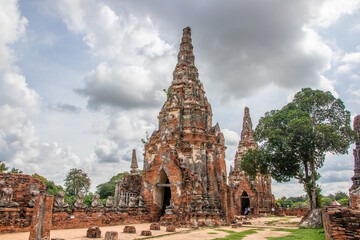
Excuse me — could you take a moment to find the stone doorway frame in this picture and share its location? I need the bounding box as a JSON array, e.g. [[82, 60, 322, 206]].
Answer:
[[240, 190, 250, 215], [153, 167, 172, 217]]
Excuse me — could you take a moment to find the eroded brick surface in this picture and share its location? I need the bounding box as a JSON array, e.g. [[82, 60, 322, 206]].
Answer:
[[123, 225, 136, 233], [228, 108, 275, 216], [322, 206, 360, 239], [141, 230, 152, 236], [86, 226, 101, 238], [104, 231, 118, 240], [141, 26, 229, 224], [350, 115, 360, 209], [0, 173, 46, 233]]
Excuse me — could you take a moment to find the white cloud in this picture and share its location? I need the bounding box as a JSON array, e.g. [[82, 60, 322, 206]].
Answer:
[[0, 0, 82, 186], [0, 0, 28, 71], [343, 51, 360, 63], [312, 0, 360, 27]]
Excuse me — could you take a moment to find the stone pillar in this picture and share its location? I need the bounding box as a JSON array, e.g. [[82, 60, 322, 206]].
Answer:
[[29, 194, 54, 240]]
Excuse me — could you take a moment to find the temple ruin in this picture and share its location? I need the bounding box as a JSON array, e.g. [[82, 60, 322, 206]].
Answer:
[[349, 115, 360, 208], [228, 107, 275, 215], [0, 27, 280, 236], [141, 27, 229, 223]]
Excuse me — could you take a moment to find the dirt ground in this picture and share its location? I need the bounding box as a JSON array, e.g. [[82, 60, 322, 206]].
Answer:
[[0, 216, 300, 240]]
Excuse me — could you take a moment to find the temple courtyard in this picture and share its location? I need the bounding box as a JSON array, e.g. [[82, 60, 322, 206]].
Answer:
[[0, 216, 304, 240]]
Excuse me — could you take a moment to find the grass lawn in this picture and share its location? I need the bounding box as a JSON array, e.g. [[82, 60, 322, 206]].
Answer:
[[266, 228, 325, 240], [213, 229, 260, 239]]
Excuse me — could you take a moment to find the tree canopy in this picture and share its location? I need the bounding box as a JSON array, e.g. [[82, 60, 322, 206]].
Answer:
[[64, 168, 91, 196], [0, 161, 8, 173], [32, 173, 64, 196], [96, 171, 129, 199], [241, 88, 356, 209]]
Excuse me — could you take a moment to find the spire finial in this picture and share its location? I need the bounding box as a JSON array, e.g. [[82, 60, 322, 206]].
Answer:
[[130, 149, 139, 175], [241, 107, 253, 139], [177, 27, 195, 65]]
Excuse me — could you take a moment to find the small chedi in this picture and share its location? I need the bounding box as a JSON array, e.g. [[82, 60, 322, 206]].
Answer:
[[141, 27, 228, 222], [349, 115, 360, 208], [228, 107, 275, 215]]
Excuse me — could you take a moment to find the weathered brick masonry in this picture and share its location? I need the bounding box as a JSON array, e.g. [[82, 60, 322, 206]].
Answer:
[[51, 210, 150, 230], [228, 107, 275, 216], [0, 173, 46, 233], [322, 206, 360, 239], [141, 27, 229, 223]]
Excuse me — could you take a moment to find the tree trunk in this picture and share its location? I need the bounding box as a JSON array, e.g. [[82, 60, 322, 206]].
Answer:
[[309, 160, 317, 210], [303, 161, 314, 210]]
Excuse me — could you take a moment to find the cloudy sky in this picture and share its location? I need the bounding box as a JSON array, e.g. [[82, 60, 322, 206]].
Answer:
[[1, 0, 360, 198]]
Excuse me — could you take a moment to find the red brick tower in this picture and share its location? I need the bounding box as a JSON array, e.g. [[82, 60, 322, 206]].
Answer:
[[350, 115, 360, 208], [229, 107, 275, 215], [141, 27, 228, 222]]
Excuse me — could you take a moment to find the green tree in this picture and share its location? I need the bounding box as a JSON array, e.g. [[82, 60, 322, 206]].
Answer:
[[0, 161, 8, 173], [64, 168, 91, 196], [321, 196, 333, 206], [338, 198, 348, 207], [241, 88, 356, 210], [32, 173, 64, 195], [334, 191, 348, 201], [9, 168, 23, 174], [96, 171, 129, 199]]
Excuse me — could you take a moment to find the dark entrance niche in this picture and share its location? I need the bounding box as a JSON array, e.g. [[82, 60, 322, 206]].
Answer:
[[240, 191, 250, 215], [161, 179, 171, 216], [153, 169, 172, 218]]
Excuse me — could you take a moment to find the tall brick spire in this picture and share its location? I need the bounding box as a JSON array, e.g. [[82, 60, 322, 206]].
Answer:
[[350, 115, 360, 191], [234, 107, 257, 169], [177, 27, 195, 66], [158, 26, 212, 131], [142, 27, 228, 219]]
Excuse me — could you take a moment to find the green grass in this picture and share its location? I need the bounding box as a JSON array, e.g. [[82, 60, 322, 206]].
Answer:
[[266, 228, 325, 240], [213, 229, 260, 239], [207, 232, 219, 234]]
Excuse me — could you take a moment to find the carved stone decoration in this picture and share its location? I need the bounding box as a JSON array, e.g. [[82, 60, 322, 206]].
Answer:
[[91, 193, 103, 209], [0, 187, 19, 208], [105, 196, 114, 209], [128, 195, 138, 208], [54, 191, 69, 211], [119, 194, 127, 208], [28, 185, 40, 208], [138, 195, 145, 208], [165, 198, 174, 215], [73, 192, 87, 209]]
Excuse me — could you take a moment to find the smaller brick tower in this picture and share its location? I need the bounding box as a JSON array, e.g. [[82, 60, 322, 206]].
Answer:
[[229, 107, 275, 215], [130, 149, 139, 175], [350, 115, 360, 209], [234, 107, 258, 169]]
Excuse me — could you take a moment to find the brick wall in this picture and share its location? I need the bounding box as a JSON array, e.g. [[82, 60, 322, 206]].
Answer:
[[274, 208, 309, 217], [322, 206, 360, 239], [0, 173, 46, 208], [0, 173, 46, 233], [51, 209, 151, 229]]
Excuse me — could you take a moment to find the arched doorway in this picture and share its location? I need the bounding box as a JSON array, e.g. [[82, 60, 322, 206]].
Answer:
[[240, 191, 250, 215], [153, 169, 172, 217]]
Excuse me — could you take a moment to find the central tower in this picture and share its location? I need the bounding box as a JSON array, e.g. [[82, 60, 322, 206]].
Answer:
[[141, 27, 228, 222]]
